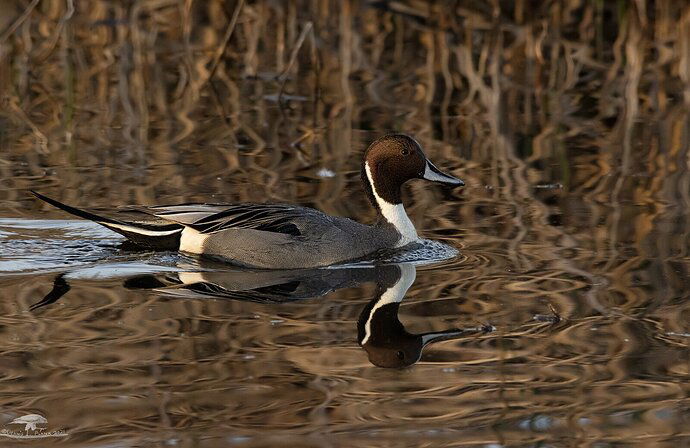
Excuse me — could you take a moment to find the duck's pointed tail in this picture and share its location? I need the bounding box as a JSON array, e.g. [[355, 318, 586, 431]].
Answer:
[[31, 191, 183, 249]]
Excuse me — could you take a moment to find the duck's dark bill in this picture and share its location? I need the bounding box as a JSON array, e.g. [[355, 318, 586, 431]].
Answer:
[[422, 161, 465, 186]]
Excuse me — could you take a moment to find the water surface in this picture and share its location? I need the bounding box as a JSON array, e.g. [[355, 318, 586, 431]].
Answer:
[[1, 1, 689, 446]]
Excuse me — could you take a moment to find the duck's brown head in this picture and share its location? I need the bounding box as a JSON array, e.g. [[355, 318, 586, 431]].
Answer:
[[361, 133, 464, 208]]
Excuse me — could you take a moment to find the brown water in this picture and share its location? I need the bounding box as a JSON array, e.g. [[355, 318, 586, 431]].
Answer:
[[1, 1, 689, 446]]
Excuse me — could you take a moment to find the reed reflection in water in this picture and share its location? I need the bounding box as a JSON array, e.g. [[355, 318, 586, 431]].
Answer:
[[0, 0, 689, 446]]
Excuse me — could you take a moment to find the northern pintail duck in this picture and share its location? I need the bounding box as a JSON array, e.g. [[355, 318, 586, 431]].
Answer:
[[32, 134, 464, 269]]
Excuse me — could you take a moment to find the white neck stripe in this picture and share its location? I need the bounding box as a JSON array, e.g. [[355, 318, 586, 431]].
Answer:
[[364, 162, 419, 247]]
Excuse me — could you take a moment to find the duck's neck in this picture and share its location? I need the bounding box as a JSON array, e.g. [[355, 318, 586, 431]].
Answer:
[[363, 162, 419, 247]]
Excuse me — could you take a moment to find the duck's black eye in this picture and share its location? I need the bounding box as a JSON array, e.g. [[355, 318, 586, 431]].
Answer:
[[400, 148, 410, 156], [396, 350, 405, 360]]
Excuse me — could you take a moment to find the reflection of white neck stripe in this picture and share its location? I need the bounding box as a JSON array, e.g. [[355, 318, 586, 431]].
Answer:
[[361, 264, 416, 345], [364, 162, 419, 247]]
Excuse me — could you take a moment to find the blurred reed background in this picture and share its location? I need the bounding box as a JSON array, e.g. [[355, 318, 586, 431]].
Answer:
[[1, 0, 689, 445], [2, 0, 689, 189]]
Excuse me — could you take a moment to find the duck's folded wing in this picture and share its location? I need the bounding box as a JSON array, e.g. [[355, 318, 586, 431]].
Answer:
[[149, 203, 312, 236], [144, 204, 231, 225]]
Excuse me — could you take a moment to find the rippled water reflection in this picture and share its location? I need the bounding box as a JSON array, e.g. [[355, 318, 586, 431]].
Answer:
[[2, 0, 690, 446]]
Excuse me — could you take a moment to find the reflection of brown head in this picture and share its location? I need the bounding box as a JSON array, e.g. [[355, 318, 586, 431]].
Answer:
[[357, 293, 425, 368], [358, 263, 492, 369]]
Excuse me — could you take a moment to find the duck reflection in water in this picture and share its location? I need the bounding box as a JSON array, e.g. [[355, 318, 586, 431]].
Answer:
[[32, 261, 493, 368], [358, 264, 494, 368]]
